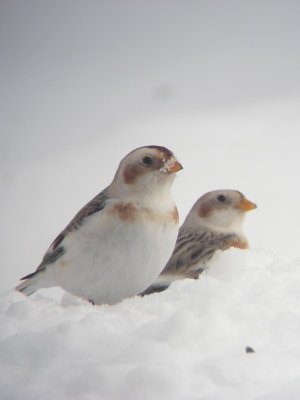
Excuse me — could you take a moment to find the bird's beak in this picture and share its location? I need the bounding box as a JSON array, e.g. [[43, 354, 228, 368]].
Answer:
[[162, 157, 183, 173], [237, 198, 257, 211], [169, 160, 183, 172]]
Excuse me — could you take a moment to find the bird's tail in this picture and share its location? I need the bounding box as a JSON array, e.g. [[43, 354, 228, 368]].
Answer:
[[139, 283, 170, 296], [15, 272, 40, 296]]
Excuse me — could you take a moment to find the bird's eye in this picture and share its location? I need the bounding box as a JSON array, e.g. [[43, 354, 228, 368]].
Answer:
[[142, 156, 153, 166], [217, 195, 226, 202]]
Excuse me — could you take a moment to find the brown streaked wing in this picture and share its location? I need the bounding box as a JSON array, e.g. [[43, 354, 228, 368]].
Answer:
[[161, 229, 239, 277], [24, 190, 110, 279]]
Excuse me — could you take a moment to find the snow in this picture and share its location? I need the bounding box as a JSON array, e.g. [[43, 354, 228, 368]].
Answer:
[[2, 1, 300, 399], [2, 249, 300, 400]]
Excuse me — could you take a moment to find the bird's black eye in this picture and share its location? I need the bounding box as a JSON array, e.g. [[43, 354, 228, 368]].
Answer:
[[142, 156, 152, 165], [217, 194, 226, 202]]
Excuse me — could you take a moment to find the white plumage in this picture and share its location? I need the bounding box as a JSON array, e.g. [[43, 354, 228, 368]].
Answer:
[[16, 146, 182, 305]]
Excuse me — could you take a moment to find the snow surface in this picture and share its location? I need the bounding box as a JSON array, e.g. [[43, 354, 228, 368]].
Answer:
[[2, 1, 300, 399], [2, 249, 300, 400]]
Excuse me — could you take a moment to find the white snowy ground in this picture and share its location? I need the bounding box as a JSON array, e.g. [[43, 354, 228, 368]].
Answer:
[[1, 97, 300, 400], [2, 248, 300, 400]]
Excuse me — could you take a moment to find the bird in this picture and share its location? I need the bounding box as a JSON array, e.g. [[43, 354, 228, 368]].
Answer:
[[16, 145, 183, 305], [141, 189, 257, 295]]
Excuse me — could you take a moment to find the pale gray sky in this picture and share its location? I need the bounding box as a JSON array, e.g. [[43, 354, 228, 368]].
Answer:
[[1, 0, 300, 165]]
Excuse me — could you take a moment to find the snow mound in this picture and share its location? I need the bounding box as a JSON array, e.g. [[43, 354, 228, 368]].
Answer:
[[1, 248, 300, 400]]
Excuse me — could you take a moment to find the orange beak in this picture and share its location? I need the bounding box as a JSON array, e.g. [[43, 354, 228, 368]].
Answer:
[[168, 160, 183, 173], [237, 198, 257, 211], [163, 157, 183, 173]]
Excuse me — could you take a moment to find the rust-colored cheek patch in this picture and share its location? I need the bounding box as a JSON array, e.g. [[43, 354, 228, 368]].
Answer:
[[198, 203, 213, 218], [123, 165, 143, 184]]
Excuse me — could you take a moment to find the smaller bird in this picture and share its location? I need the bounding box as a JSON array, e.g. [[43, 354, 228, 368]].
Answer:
[[141, 189, 257, 295], [16, 145, 182, 305]]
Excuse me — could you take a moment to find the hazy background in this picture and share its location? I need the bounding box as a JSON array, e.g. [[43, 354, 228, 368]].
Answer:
[[1, 0, 300, 291]]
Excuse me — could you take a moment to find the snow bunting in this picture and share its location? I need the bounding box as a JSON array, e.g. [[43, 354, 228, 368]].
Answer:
[[141, 189, 256, 295], [16, 146, 182, 305]]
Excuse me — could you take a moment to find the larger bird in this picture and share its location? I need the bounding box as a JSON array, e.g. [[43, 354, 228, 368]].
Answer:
[[141, 189, 256, 295], [16, 146, 182, 305]]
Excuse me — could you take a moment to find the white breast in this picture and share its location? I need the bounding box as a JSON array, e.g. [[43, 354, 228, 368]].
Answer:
[[50, 206, 178, 305]]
